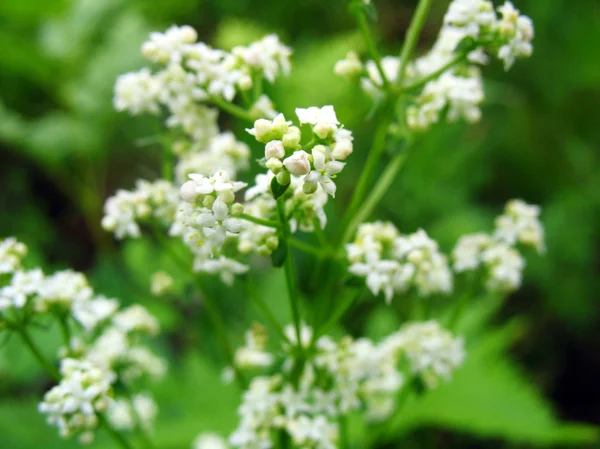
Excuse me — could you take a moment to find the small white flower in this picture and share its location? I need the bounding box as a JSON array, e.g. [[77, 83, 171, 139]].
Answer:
[[283, 150, 311, 176], [303, 146, 345, 197]]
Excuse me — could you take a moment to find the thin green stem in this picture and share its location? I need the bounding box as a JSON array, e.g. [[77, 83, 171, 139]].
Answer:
[[401, 52, 469, 93], [356, 11, 390, 90], [276, 199, 303, 352], [289, 238, 327, 258], [339, 415, 350, 449], [342, 150, 409, 244], [337, 111, 392, 245], [200, 284, 248, 390], [395, 0, 435, 89], [313, 289, 363, 343], [239, 213, 279, 228], [122, 386, 156, 449], [244, 278, 291, 345], [209, 95, 255, 123], [98, 414, 136, 449], [18, 328, 59, 380], [56, 314, 71, 347], [161, 145, 173, 182]]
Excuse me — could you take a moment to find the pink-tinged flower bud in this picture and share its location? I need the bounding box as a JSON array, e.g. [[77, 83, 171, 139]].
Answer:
[[283, 151, 311, 176]]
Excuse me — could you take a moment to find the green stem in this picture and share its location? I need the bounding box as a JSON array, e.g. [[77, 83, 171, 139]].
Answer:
[[98, 414, 136, 449], [122, 387, 156, 449], [341, 150, 409, 244], [401, 52, 468, 92], [56, 314, 71, 347], [200, 284, 248, 390], [18, 328, 59, 380], [239, 213, 279, 228], [209, 95, 255, 123], [339, 415, 350, 449], [337, 110, 392, 245], [313, 289, 363, 342], [162, 145, 173, 182], [244, 278, 291, 345], [276, 199, 303, 352], [289, 238, 328, 258], [356, 11, 390, 90], [395, 0, 435, 88]]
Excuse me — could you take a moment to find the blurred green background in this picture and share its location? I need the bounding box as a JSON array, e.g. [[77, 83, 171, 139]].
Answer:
[[1, 0, 599, 447]]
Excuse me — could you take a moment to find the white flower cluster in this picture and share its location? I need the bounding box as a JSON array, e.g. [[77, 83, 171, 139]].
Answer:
[[224, 321, 463, 449], [114, 26, 290, 142], [0, 237, 27, 274], [192, 433, 229, 449], [174, 131, 251, 184], [0, 237, 165, 442], [247, 105, 354, 197], [171, 171, 249, 284], [234, 323, 274, 369], [102, 179, 180, 240], [38, 358, 115, 444], [340, 1, 533, 130], [452, 199, 544, 291], [107, 393, 158, 433], [347, 222, 453, 303]]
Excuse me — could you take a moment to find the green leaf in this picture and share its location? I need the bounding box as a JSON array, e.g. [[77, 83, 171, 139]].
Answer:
[[270, 176, 290, 199], [383, 322, 599, 445], [270, 238, 288, 268]]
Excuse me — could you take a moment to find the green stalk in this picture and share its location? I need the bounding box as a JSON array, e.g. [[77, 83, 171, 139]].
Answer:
[[341, 150, 409, 245], [239, 213, 279, 228], [276, 199, 303, 352], [209, 95, 255, 123], [356, 11, 391, 90], [395, 0, 435, 89], [98, 414, 137, 449], [401, 52, 469, 93], [339, 415, 350, 449], [18, 328, 59, 380], [337, 110, 392, 245], [289, 238, 328, 258], [313, 289, 363, 342], [244, 278, 291, 345]]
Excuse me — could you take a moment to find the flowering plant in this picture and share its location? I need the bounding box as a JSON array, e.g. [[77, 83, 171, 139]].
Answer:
[[3, 1, 588, 448]]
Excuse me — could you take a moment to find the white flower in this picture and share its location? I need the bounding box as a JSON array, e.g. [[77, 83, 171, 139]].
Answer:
[[481, 242, 524, 291], [496, 2, 534, 70], [39, 358, 115, 443], [0, 269, 44, 310], [0, 237, 27, 274], [193, 256, 249, 285], [494, 199, 544, 252], [303, 146, 345, 197], [334, 51, 364, 78], [151, 271, 174, 296], [295, 105, 339, 139], [361, 56, 400, 96], [283, 150, 311, 176], [113, 305, 160, 336], [452, 233, 492, 272], [72, 296, 119, 332], [192, 433, 229, 449], [36, 270, 93, 312], [232, 34, 292, 83], [142, 25, 198, 64], [443, 0, 496, 37], [113, 69, 160, 115]]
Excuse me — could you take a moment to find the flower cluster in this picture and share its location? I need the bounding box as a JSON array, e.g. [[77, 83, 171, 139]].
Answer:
[[339, 1, 533, 130], [102, 179, 180, 240], [223, 321, 463, 449], [452, 199, 544, 291], [39, 359, 115, 444], [107, 393, 159, 432], [247, 105, 354, 197], [347, 222, 453, 303], [0, 237, 165, 444], [114, 26, 290, 144]]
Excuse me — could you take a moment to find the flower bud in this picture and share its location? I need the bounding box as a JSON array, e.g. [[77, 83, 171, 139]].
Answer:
[[251, 119, 273, 142], [238, 74, 253, 91], [231, 202, 244, 216], [202, 195, 216, 209], [180, 181, 198, 202], [283, 150, 311, 176], [331, 138, 353, 160], [266, 236, 279, 250], [313, 122, 332, 139], [272, 114, 290, 135], [180, 25, 198, 43], [219, 190, 235, 203], [302, 182, 318, 195], [276, 170, 291, 186], [266, 157, 284, 173], [265, 140, 285, 159], [282, 127, 301, 149]]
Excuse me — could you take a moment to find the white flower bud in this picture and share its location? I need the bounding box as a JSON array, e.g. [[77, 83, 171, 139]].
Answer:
[[202, 195, 216, 209], [180, 25, 198, 43], [266, 157, 284, 173], [302, 182, 318, 194], [313, 122, 332, 139], [282, 127, 301, 149], [283, 151, 311, 176], [265, 140, 285, 159], [251, 119, 273, 142], [219, 190, 235, 203], [231, 203, 244, 216], [238, 74, 253, 91], [180, 181, 198, 202], [332, 138, 353, 160]]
